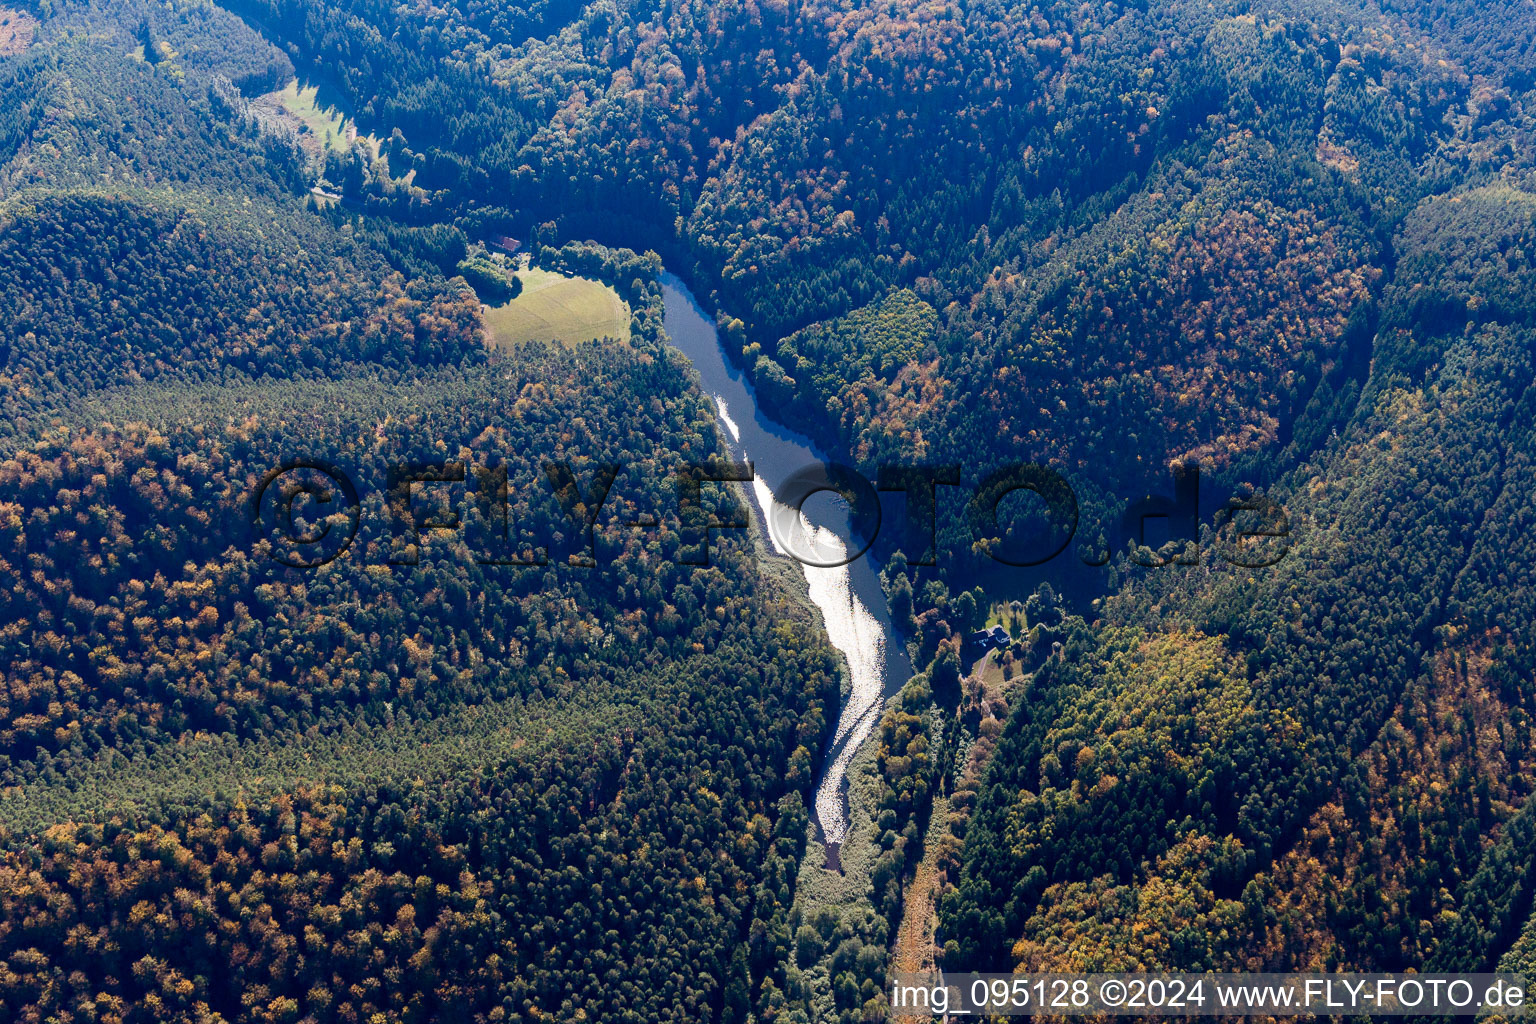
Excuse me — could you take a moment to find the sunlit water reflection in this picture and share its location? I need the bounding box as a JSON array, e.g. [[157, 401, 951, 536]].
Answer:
[[662, 275, 910, 854], [748, 476, 887, 844]]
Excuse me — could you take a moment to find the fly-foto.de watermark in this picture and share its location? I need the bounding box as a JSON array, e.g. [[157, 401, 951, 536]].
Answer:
[[249, 459, 1290, 570], [890, 973, 1529, 1017]]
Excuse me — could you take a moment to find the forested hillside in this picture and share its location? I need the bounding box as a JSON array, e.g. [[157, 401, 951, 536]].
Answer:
[[4, 0, 1536, 1016], [941, 181, 1536, 975], [206, 0, 1535, 503], [0, 5, 843, 1020]]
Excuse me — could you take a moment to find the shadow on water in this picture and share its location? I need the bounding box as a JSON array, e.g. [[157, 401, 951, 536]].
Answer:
[[660, 273, 912, 869]]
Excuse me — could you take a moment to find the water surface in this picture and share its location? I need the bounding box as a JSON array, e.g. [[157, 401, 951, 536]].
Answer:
[[660, 274, 911, 857]]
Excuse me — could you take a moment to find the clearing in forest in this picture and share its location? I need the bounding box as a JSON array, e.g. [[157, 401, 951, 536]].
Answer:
[[0, 8, 38, 55], [275, 81, 352, 152], [254, 80, 376, 161], [483, 266, 631, 349]]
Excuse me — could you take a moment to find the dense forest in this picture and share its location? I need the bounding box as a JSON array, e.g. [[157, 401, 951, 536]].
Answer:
[[941, 185, 1536, 977], [0, 6, 848, 1021], [3, 0, 1536, 1017]]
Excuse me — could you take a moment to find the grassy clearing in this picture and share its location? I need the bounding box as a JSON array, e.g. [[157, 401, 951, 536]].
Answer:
[[275, 80, 352, 152], [483, 266, 631, 349], [0, 7, 38, 56], [986, 599, 1028, 633]]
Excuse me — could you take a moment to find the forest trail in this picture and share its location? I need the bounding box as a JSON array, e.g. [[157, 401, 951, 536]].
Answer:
[[890, 651, 1032, 1022], [890, 793, 949, 1021]]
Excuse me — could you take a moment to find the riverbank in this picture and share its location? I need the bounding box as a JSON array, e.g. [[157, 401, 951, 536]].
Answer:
[[660, 274, 913, 864]]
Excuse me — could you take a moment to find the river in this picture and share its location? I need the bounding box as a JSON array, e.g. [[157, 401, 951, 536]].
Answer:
[[659, 274, 912, 864], [238, 27, 911, 861]]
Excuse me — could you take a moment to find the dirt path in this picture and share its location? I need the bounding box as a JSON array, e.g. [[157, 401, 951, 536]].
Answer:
[[890, 792, 950, 1007], [889, 650, 1031, 1022]]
